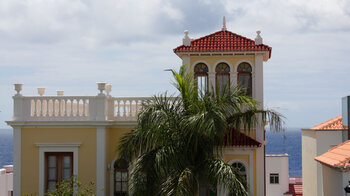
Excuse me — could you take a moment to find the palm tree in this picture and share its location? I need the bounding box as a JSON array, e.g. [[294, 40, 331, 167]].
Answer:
[[117, 65, 283, 196]]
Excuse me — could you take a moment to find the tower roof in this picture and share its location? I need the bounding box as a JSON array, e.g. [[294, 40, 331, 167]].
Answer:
[[173, 30, 272, 58]]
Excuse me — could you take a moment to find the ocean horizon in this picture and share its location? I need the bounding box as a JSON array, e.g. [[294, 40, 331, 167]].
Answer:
[[0, 128, 302, 177]]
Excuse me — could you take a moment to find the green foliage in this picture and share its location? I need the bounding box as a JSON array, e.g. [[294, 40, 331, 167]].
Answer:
[[46, 176, 96, 196], [117, 64, 284, 196]]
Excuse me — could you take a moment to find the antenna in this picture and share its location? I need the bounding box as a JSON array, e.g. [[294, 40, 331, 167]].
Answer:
[[222, 16, 227, 31]]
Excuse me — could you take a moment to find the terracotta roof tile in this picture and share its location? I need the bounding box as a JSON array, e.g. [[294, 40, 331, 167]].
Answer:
[[173, 30, 272, 58], [310, 115, 346, 130], [315, 140, 350, 169], [284, 184, 303, 195]]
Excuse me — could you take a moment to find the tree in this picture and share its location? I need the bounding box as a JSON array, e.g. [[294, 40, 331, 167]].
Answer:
[[118, 65, 283, 196]]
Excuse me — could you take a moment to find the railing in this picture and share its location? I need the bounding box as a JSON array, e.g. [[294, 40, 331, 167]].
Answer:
[[26, 96, 91, 121], [13, 95, 152, 122], [113, 97, 148, 121]]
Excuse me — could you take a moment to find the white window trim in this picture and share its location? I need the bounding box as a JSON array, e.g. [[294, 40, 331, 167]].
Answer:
[[36, 142, 81, 196]]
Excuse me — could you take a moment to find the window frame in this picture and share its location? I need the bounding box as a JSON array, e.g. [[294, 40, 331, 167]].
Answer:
[[45, 152, 73, 192], [237, 62, 253, 97], [194, 63, 209, 93], [36, 142, 80, 196], [270, 173, 279, 184], [215, 63, 230, 95], [114, 159, 129, 196]]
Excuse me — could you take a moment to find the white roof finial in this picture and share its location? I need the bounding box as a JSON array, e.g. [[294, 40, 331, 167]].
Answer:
[[255, 30, 263, 45], [183, 30, 191, 46], [222, 16, 227, 31]]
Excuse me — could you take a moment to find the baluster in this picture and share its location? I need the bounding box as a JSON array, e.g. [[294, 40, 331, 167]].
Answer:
[[64, 99, 67, 117], [32, 100, 36, 117], [82, 99, 86, 117], [129, 99, 132, 117], [53, 99, 56, 117], [123, 99, 126, 119], [70, 99, 74, 117], [117, 100, 121, 117], [76, 98, 80, 117], [135, 100, 139, 117]]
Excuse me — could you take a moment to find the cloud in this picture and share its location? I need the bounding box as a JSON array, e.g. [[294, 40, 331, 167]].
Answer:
[[0, 0, 350, 128]]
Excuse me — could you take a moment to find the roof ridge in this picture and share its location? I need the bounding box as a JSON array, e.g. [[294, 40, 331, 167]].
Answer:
[[310, 115, 344, 130]]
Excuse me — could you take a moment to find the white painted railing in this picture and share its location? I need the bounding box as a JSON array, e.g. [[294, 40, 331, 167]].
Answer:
[[12, 95, 153, 122], [11, 83, 178, 122], [113, 97, 148, 121], [26, 96, 91, 121]]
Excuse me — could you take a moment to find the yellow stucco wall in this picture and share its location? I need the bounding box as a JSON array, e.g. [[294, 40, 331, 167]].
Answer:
[[190, 55, 256, 72], [21, 128, 97, 195]]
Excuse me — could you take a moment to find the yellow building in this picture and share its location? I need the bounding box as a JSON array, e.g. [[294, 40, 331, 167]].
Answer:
[[7, 21, 272, 196]]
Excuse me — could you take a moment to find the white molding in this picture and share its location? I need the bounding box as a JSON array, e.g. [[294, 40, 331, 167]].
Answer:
[[13, 127, 21, 196], [224, 149, 254, 196], [6, 121, 137, 128], [96, 127, 106, 196], [35, 143, 81, 147], [37, 143, 80, 196]]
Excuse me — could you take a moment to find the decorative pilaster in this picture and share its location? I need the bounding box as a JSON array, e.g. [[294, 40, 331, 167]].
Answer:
[[96, 127, 106, 196], [13, 127, 21, 196]]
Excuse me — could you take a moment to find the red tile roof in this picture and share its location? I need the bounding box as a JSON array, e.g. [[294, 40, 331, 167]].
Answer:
[[224, 131, 261, 147], [289, 177, 302, 184], [315, 140, 350, 169], [173, 30, 272, 58], [284, 184, 303, 195], [310, 116, 346, 130]]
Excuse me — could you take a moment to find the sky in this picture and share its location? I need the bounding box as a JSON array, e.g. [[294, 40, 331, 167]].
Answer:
[[0, 0, 350, 129]]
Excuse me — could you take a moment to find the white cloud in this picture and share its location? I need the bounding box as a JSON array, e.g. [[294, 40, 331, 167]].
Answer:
[[0, 0, 350, 128]]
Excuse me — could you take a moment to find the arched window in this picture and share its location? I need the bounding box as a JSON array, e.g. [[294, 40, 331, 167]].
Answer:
[[229, 161, 247, 196], [114, 159, 129, 196], [232, 162, 247, 182], [237, 63, 252, 96], [215, 63, 230, 94], [194, 63, 209, 93]]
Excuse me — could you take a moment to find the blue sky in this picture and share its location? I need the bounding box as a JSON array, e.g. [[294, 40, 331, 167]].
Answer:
[[0, 0, 350, 128]]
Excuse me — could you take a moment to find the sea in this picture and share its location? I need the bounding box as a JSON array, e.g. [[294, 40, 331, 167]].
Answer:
[[0, 128, 302, 177]]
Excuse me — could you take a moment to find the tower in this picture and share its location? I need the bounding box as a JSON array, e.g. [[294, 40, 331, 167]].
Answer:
[[173, 18, 272, 196]]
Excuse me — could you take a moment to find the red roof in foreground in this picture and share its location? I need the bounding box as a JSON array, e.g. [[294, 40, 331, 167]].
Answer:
[[315, 140, 350, 169], [310, 115, 346, 130], [284, 177, 302, 196], [173, 30, 271, 57], [284, 184, 303, 195], [224, 131, 261, 147]]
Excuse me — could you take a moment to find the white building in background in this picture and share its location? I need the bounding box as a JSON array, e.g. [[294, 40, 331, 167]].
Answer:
[[0, 165, 13, 196], [266, 153, 289, 196]]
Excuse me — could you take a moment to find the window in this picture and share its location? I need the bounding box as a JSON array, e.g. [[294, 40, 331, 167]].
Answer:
[[237, 63, 252, 96], [270, 173, 279, 184], [45, 152, 73, 192], [215, 63, 230, 94], [194, 63, 209, 93], [114, 159, 129, 196], [229, 161, 247, 196]]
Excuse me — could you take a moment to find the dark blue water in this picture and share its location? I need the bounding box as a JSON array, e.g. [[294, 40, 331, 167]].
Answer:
[[0, 129, 302, 177], [266, 129, 302, 177], [0, 129, 13, 168]]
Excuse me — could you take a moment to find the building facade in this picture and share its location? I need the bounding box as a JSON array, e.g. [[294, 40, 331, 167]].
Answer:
[[7, 22, 272, 196]]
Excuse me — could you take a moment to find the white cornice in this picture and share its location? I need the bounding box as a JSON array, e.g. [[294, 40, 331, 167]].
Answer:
[[6, 120, 137, 128], [35, 142, 81, 147]]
